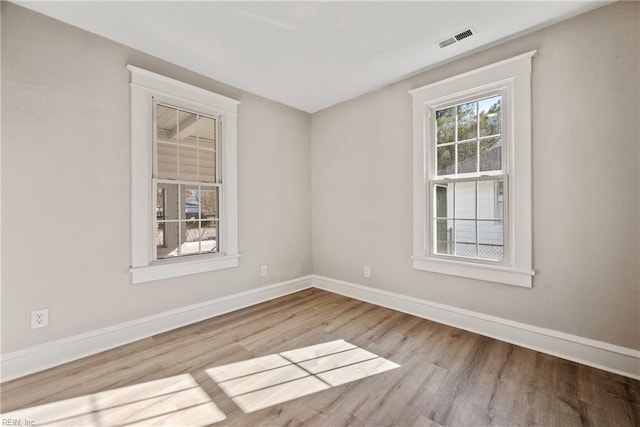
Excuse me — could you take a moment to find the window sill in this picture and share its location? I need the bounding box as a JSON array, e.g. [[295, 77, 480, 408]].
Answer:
[[412, 256, 533, 288], [131, 254, 239, 284]]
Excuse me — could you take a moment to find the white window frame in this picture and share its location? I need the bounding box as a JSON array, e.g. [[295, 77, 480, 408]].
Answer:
[[128, 65, 240, 284], [410, 51, 535, 287]]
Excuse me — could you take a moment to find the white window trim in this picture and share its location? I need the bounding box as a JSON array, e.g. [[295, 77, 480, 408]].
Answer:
[[409, 51, 536, 288], [128, 65, 240, 284]]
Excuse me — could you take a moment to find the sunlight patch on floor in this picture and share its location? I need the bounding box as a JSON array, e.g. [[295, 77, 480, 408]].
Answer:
[[0, 374, 225, 426], [206, 339, 400, 413]]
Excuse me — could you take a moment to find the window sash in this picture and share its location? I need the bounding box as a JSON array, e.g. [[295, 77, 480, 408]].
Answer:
[[430, 89, 506, 180], [153, 181, 222, 259], [153, 100, 221, 183], [428, 175, 509, 264]]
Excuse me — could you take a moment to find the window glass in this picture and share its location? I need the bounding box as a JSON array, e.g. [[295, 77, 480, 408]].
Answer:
[[432, 94, 505, 261], [479, 96, 501, 137], [436, 107, 455, 144], [435, 95, 503, 177], [154, 103, 220, 260], [456, 101, 477, 141], [432, 177, 505, 261]]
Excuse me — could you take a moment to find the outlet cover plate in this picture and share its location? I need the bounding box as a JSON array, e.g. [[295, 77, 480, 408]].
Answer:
[[31, 308, 49, 329]]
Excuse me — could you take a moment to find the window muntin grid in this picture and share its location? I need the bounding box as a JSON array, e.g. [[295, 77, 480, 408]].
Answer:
[[431, 93, 506, 262], [153, 102, 221, 259], [435, 95, 502, 177], [432, 178, 505, 262]]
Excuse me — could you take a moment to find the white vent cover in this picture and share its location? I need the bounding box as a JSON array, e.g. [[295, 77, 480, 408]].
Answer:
[[438, 27, 475, 48]]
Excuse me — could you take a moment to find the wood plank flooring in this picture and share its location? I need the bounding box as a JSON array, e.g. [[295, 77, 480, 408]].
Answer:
[[1, 289, 638, 426]]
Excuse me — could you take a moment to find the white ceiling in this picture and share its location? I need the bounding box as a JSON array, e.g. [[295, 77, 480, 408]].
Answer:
[[16, 1, 610, 113]]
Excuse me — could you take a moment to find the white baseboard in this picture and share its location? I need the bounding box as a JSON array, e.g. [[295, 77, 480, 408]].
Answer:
[[0, 276, 313, 382], [313, 275, 640, 380], [3, 274, 638, 382]]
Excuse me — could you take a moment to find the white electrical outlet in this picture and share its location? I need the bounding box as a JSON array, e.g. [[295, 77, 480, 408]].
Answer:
[[260, 265, 268, 277], [31, 308, 49, 329], [364, 266, 371, 278]]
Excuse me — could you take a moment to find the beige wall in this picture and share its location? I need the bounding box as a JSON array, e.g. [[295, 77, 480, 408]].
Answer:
[[1, 3, 312, 352], [311, 1, 640, 349]]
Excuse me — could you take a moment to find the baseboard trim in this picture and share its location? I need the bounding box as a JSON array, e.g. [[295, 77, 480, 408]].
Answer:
[[3, 274, 638, 382], [312, 275, 640, 380], [1, 276, 313, 382]]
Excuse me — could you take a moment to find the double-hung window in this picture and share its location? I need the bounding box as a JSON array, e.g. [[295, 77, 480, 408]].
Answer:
[[155, 103, 220, 259], [128, 66, 240, 284], [410, 52, 535, 287], [432, 93, 506, 261]]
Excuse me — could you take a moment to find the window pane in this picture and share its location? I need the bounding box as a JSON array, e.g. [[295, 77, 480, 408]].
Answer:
[[434, 184, 451, 218], [478, 220, 504, 261], [201, 221, 218, 254], [457, 140, 477, 174], [182, 221, 201, 256], [454, 181, 476, 219], [199, 188, 219, 220], [434, 219, 454, 255], [479, 96, 501, 137], [457, 102, 477, 141], [156, 105, 178, 144], [178, 110, 198, 148], [436, 107, 455, 145], [158, 221, 180, 259], [199, 116, 216, 151], [178, 146, 198, 182], [455, 220, 476, 258], [158, 183, 179, 221], [477, 179, 504, 220], [156, 188, 165, 221], [198, 149, 216, 183], [184, 186, 200, 220], [155, 223, 165, 248], [480, 137, 502, 172], [437, 145, 455, 176], [157, 143, 177, 180]]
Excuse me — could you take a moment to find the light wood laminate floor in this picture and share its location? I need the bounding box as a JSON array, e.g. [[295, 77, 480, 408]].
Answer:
[[1, 289, 639, 426]]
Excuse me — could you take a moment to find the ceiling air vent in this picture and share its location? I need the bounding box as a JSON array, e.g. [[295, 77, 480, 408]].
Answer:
[[438, 37, 457, 48], [438, 27, 475, 48], [455, 29, 473, 41]]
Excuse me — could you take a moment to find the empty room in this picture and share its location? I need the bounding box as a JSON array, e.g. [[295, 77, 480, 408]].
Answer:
[[1, 1, 639, 426]]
